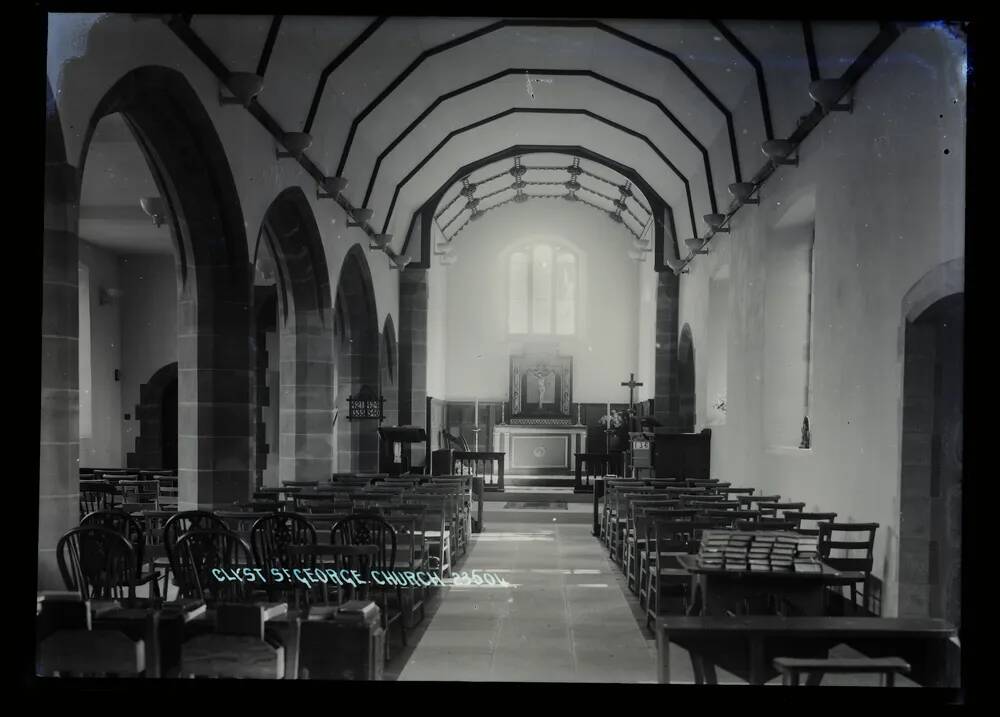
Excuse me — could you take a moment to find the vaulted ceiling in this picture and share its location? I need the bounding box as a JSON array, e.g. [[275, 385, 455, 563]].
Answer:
[[82, 16, 893, 261]]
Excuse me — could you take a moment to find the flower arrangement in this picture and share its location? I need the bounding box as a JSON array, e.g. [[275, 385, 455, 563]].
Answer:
[[599, 410, 622, 429]]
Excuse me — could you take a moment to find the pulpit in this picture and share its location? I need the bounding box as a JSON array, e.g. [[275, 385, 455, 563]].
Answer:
[[652, 428, 711, 480]]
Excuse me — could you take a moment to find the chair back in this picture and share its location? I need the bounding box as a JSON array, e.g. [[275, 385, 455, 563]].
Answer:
[[331, 514, 398, 572], [738, 494, 782, 510], [56, 526, 138, 603], [650, 519, 718, 554], [818, 522, 878, 574], [118, 480, 159, 509], [794, 512, 838, 537], [79, 482, 117, 520], [282, 480, 319, 488], [173, 527, 255, 602], [249, 513, 318, 577], [162, 511, 229, 581], [80, 510, 147, 568], [757, 501, 807, 517]]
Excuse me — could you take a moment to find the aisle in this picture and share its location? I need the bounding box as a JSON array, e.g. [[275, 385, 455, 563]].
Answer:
[[398, 522, 657, 682]]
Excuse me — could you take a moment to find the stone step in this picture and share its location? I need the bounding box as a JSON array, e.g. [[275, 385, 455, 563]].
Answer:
[[483, 491, 592, 504]]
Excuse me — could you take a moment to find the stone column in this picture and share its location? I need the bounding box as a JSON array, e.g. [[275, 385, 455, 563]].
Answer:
[[39, 160, 80, 589], [654, 270, 683, 431], [279, 309, 335, 482], [177, 273, 255, 510], [398, 270, 428, 469]]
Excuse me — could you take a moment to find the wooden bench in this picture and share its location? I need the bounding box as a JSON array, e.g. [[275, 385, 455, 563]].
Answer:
[[772, 656, 911, 686], [655, 616, 959, 687]]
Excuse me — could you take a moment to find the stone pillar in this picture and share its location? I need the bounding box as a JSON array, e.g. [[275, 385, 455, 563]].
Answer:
[[39, 160, 80, 589], [654, 270, 683, 431], [398, 270, 428, 469], [177, 274, 255, 510], [279, 309, 335, 482]]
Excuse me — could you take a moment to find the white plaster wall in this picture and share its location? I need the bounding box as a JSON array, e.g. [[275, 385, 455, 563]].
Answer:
[[78, 240, 122, 467], [442, 200, 639, 402], [671, 26, 966, 616], [636, 259, 657, 403], [118, 253, 178, 461]]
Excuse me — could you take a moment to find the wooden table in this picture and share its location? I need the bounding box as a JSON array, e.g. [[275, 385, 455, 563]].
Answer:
[[655, 616, 960, 687], [676, 554, 861, 617]]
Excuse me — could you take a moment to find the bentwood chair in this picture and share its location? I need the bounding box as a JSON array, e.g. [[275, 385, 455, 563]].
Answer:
[[818, 522, 879, 615], [249, 513, 318, 606], [172, 528, 257, 604], [56, 526, 140, 606], [80, 511, 161, 600], [162, 511, 229, 599], [738, 495, 782, 511], [332, 514, 403, 660]]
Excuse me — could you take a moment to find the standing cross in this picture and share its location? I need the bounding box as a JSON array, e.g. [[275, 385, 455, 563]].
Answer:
[[621, 373, 643, 408]]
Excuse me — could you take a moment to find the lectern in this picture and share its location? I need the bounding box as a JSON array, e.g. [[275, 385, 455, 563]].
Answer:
[[377, 426, 427, 475]]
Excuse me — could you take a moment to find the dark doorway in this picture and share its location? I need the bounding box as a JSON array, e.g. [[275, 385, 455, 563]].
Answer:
[[899, 292, 963, 627], [161, 376, 178, 470]]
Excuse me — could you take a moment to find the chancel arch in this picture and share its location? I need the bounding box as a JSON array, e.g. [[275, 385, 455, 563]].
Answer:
[[333, 244, 381, 472], [78, 66, 253, 510]]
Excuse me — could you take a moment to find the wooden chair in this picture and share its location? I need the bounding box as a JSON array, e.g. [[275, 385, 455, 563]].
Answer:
[[117, 480, 159, 512], [818, 522, 879, 614], [247, 512, 318, 608], [79, 482, 117, 521], [757, 501, 806, 518], [80, 511, 161, 600], [162, 511, 229, 599], [403, 497, 451, 578], [154, 475, 179, 510], [773, 657, 910, 686], [56, 526, 140, 605], [172, 527, 257, 604], [625, 499, 680, 590], [718, 487, 755, 498], [384, 514, 428, 629], [702, 509, 761, 529], [282, 480, 320, 488], [794, 512, 838, 537], [332, 514, 404, 660], [738, 494, 782, 511], [179, 602, 286, 678], [644, 519, 717, 629]]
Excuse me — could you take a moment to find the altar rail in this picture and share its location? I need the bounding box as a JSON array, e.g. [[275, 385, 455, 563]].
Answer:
[[452, 451, 505, 492], [574, 451, 625, 493]]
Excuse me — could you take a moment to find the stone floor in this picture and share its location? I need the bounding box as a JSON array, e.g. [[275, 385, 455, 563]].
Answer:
[[393, 512, 920, 685]]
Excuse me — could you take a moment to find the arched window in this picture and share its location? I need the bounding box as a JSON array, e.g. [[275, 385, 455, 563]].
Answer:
[[508, 243, 577, 336]]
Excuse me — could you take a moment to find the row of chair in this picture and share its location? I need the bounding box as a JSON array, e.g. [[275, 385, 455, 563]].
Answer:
[[597, 479, 879, 625]]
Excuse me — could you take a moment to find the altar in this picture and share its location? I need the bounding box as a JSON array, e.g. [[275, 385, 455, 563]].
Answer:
[[492, 423, 588, 475], [494, 351, 586, 474]]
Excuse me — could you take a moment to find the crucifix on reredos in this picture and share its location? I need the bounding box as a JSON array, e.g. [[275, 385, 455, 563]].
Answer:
[[509, 352, 573, 421]]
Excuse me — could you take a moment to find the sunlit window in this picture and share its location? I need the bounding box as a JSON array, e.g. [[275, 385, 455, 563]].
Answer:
[[508, 243, 577, 336]]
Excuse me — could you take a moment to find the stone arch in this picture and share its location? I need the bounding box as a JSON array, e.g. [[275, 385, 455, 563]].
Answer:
[[127, 362, 178, 471], [897, 259, 963, 626], [678, 323, 696, 432], [259, 187, 336, 482], [40, 79, 80, 588], [78, 66, 253, 509], [334, 245, 380, 472]]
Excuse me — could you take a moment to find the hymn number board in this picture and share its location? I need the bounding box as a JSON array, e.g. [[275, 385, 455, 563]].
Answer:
[[347, 385, 385, 423]]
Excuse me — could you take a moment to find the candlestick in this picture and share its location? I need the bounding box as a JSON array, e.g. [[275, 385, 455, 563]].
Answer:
[[577, 403, 581, 425], [501, 403, 505, 424], [474, 399, 479, 426]]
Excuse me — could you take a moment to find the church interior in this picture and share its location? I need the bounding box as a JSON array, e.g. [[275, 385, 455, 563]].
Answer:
[[37, 14, 967, 690]]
